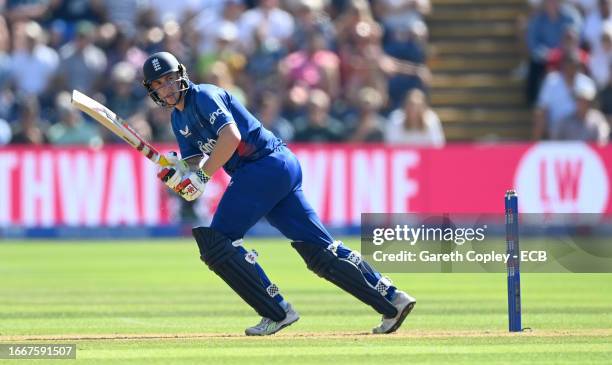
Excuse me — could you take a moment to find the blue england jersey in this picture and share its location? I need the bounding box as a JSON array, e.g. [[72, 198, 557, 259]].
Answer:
[[170, 82, 283, 175]]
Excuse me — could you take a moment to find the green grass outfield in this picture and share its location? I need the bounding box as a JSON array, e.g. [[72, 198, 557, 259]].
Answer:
[[1, 239, 611, 364]]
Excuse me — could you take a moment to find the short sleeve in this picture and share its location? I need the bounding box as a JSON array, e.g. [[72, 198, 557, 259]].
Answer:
[[195, 87, 236, 136], [178, 139, 201, 160]]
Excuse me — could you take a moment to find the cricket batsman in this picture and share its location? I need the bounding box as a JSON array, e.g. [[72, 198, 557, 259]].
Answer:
[[142, 51, 416, 336]]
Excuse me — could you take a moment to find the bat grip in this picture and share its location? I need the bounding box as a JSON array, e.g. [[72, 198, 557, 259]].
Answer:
[[157, 154, 173, 167]]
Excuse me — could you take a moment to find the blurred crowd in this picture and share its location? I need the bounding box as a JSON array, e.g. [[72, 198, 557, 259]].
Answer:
[[521, 0, 611, 144], [0, 0, 445, 148]]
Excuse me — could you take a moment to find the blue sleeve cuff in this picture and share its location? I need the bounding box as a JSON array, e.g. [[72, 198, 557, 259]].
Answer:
[[181, 153, 203, 160], [216, 120, 236, 135]]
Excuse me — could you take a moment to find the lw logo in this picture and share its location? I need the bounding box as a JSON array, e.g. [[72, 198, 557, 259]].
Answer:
[[152, 58, 161, 72], [515, 143, 609, 213]]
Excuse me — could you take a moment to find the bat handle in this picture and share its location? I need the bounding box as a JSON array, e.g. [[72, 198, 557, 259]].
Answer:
[[157, 154, 173, 167]]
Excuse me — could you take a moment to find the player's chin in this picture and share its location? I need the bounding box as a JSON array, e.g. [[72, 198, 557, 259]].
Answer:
[[163, 95, 178, 106]]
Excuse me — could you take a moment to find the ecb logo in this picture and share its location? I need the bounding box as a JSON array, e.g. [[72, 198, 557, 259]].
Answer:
[[152, 58, 161, 71]]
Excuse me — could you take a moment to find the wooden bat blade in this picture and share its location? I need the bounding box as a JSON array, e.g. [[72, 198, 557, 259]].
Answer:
[[71, 90, 171, 167]]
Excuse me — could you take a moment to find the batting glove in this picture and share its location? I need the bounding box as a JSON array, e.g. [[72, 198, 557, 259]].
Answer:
[[174, 170, 209, 201], [157, 151, 189, 191]]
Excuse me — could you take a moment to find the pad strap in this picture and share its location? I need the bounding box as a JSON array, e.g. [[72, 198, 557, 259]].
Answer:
[[291, 241, 397, 317]]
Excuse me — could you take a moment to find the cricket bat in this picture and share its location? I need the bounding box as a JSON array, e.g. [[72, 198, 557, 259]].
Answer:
[[71, 89, 171, 167]]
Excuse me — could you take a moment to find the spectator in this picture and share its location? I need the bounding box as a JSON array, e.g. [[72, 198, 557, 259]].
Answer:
[[143, 101, 174, 142], [382, 19, 430, 109], [0, 87, 14, 122], [46, 19, 69, 49], [0, 15, 12, 89], [555, 75, 610, 143], [525, 0, 582, 105], [195, 22, 246, 83], [338, 19, 387, 104], [327, 0, 353, 18], [244, 20, 286, 99], [582, 0, 612, 50], [45, 0, 105, 34], [0, 0, 432, 147], [142, 0, 205, 25], [373, 0, 431, 35], [597, 30, 612, 117], [385, 88, 445, 146], [256, 90, 294, 141], [512, 0, 548, 80], [0, 15, 14, 121], [237, 0, 295, 55], [344, 58, 388, 115], [126, 113, 154, 144], [10, 97, 48, 145], [10, 21, 59, 96], [293, 89, 344, 142], [337, 20, 388, 113], [0, 118, 11, 145], [203, 61, 248, 106], [279, 30, 341, 99], [0, 16, 15, 121], [590, 22, 612, 89], [546, 26, 589, 71], [290, 0, 336, 51], [103, 26, 148, 74], [161, 21, 193, 71], [335, 0, 379, 47], [105, 61, 142, 118], [47, 92, 102, 146], [571, 0, 599, 15], [533, 50, 594, 139], [57, 21, 107, 95], [192, 0, 245, 53], [5, 0, 49, 22], [101, 0, 142, 36], [346, 87, 386, 143]]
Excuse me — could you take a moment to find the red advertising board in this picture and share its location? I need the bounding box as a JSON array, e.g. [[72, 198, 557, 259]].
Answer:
[[1, 143, 610, 227]]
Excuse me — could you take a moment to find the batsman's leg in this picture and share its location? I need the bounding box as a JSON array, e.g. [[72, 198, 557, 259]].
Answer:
[[195, 153, 301, 335], [266, 186, 416, 334], [192, 227, 299, 336]]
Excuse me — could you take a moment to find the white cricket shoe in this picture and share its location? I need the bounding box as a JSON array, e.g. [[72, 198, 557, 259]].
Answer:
[[372, 291, 416, 334], [245, 303, 300, 336]]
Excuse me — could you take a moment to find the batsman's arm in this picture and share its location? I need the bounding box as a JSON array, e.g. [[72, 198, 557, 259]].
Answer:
[[195, 123, 241, 177]]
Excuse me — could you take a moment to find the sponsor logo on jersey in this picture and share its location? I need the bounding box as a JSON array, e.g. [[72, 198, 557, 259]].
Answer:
[[197, 138, 217, 155], [179, 125, 191, 137], [208, 108, 224, 125]]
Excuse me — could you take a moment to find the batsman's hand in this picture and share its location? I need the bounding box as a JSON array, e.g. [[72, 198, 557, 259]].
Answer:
[[157, 151, 189, 191], [173, 170, 208, 201]]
